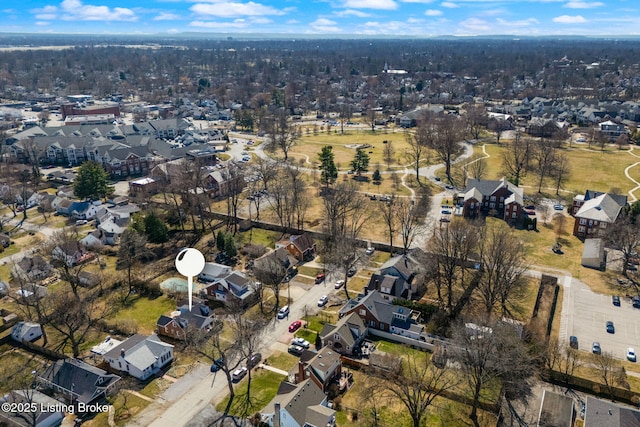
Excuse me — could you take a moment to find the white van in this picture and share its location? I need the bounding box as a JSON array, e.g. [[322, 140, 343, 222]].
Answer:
[[277, 305, 289, 319], [232, 367, 247, 382]]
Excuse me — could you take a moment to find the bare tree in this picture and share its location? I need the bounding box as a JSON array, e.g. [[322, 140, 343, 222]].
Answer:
[[488, 117, 510, 144], [464, 103, 488, 140], [501, 130, 530, 186], [337, 103, 352, 134], [477, 222, 528, 318], [372, 350, 459, 427], [404, 124, 431, 183], [452, 320, 536, 427], [397, 198, 426, 253], [552, 152, 571, 195], [117, 229, 152, 301], [379, 195, 398, 254], [593, 351, 622, 399], [427, 218, 480, 317], [427, 114, 464, 181], [263, 108, 299, 160], [382, 140, 395, 170], [467, 157, 487, 181], [606, 211, 640, 276], [253, 255, 287, 315], [533, 138, 557, 193]]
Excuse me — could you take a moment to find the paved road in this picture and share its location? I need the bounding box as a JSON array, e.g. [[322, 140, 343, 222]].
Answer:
[[128, 273, 339, 427]]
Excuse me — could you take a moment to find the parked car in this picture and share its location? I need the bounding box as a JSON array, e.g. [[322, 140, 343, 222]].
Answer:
[[434, 177, 441, 181], [612, 295, 621, 306], [606, 321, 615, 334], [334, 279, 345, 289], [524, 205, 535, 210], [315, 273, 326, 284], [347, 267, 357, 277], [277, 305, 290, 319], [553, 204, 563, 210], [291, 337, 310, 349], [592, 342, 601, 354], [626, 263, 638, 271], [365, 247, 375, 255], [633, 296, 640, 308], [317, 295, 329, 307], [441, 209, 452, 215], [210, 356, 225, 372], [247, 353, 262, 369], [288, 345, 304, 356], [627, 347, 637, 362], [569, 335, 578, 349], [232, 367, 247, 382], [445, 185, 454, 190], [289, 320, 302, 332], [440, 217, 451, 223]]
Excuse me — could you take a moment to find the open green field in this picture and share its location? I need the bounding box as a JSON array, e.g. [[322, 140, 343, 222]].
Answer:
[[106, 295, 176, 335], [215, 370, 286, 417], [466, 143, 638, 201]]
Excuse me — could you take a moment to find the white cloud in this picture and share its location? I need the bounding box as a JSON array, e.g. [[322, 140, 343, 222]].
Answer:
[[35, 21, 51, 26], [310, 18, 341, 32], [190, 2, 286, 17], [495, 17, 540, 29], [333, 9, 373, 18], [441, 2, 459, 8], [459, 17, 491, 32], [425, 9, 443, 16], [342, 0, 398, 10], [154, 12, 181, 21], [286, 19, 300, 24], [249, 16, 273, 24], [31, 5, 57, 20], [553, 14, 587, 23], [59, 0, 137, 21], [564, 1, 603, 8], [189, 20, 250, 28]]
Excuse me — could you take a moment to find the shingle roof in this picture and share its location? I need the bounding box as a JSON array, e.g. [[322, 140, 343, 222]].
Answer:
[[575, 193, 624, 222], [38, 359, 120, 404], [103, 334, 173, 371], [264, 379, 332, 427]]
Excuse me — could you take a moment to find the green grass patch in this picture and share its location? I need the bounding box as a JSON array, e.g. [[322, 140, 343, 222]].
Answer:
[[265, 351, 299, 371], [104, 391, 152, 427], [236, 228, 283, 248], [215, 370, 285, 417], [368, 251, 391, 265], [296, 265, 322, 277], [295, 328, 318, 343], [108, 295, 176, 335]]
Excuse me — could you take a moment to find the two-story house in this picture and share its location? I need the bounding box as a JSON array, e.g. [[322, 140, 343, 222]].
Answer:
[[365, 254, 420, 301], [291, 346, 342, 393], [202, 270, 257, 309], [261, 379, 336, 427], [457, 177, 523, 223], [319, 312, 368, 356], [573, 191, 627, 238], [275, 234, 316, 263], [156, 301, 214, 341]]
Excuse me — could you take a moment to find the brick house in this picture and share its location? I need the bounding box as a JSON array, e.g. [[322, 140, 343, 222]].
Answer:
[[457, 177, 523, 223], [156, 301, 214, 340], [292, 346, 342, 393], [573, 191, 627, 238], [275, 234, 316, 262]]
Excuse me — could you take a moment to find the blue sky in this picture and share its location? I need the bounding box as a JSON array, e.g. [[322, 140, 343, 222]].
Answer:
[[4, 0, 640, 36]]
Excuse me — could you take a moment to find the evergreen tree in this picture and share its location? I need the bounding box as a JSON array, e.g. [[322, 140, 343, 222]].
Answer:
[[73, 161, 113, 200], [144, 212, 169, 243], [225, 234, 237, 257], [350, 148, 370, 176], [216, 231, 226, 252], [318, 145, 338, 187], [372, 169, 382, 183]]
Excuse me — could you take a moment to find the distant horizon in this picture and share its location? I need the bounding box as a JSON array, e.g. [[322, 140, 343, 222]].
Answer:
[[4, 1, 640, 37]]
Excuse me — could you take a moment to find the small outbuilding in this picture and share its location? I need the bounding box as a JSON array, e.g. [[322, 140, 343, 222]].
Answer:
[[581, 238, 606, 270], [10, 321, 43, 343]]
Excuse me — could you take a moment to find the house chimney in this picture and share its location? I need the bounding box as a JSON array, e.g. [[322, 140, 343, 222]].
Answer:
[[374, 280, 380, 291], [120, 349, 125, 358], [274, 402, 281, 427]]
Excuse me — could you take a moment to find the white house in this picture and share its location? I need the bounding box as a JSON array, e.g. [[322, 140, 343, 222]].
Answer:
[[10, 321, 43, 342], [102, 334, 174, 381]]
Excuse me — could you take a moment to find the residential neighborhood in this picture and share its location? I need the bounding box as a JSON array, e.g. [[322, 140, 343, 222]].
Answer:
[[1, 34, 640, 427]]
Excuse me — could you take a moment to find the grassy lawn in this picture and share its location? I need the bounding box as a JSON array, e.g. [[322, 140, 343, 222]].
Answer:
[[215, 370, 285, 417], [86, 391, 151, 427], [235, 228, 283, 248], [297, 265, 322, 278], [107, 295, 176, 335], [265, 351, 299, 371], [481, 143, 636, 198]]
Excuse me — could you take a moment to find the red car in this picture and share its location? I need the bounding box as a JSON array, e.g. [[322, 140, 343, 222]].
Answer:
[[288, 320, 302, 332], [315, 273, 326, 284]]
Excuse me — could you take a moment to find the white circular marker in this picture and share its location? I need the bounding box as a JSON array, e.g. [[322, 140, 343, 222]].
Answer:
[[175, 248, 206, 311]]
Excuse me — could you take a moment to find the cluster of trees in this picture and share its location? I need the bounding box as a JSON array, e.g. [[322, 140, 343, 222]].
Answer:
[[502, 129, 570, 193], [426, 219, 528, 323]]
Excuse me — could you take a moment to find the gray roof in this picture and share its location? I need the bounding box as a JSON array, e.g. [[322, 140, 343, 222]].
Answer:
[[584, 395, 640, 427], [575, 193, 624, 223], [463, 177, 524, 205], [104, 333, 174, 371], [306, 347, 340, 383], [0, 390, 65, 427], [38, 358, 120, 404], [338, 290, 396, 324], [320, 312, 366, 348], [538, 390, 573, 427], [379, 255, 418, 283], [264, 379, 333, 427]]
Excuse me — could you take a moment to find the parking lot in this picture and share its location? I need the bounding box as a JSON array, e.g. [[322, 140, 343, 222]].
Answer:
[[570, 286, 640, 359]]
